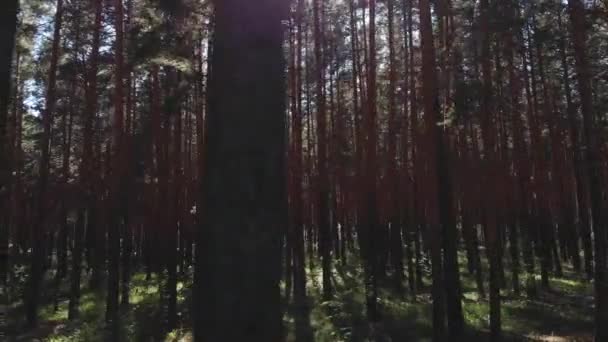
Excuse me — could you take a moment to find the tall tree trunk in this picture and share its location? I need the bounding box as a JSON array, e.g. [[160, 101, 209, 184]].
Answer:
[[312, 0, 333, 300], [479, 0, 501, 339], [193, 1, 287, 341], [505, 0, 525, 296], [567, 1, 608, 339], [7, 53, 23, 291], [0, 0, 19, 290], [360, 0, 380, 323], [407, 0, 424, 293], [558, 2, 589, 277], [386, 0, 404, 295], [121, 0, 135, 309], [86, 0, 104, 293], [293, 1, 312, 340], [418, 0, 448, 340], [55, 54, 77, 311], [436, 0, 465, 337], [26, 0, 63, 326], [106, 0, 125, 337]]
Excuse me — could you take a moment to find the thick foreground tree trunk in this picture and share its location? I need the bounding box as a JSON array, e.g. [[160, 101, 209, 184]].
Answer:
[[194, 1, 288, 341], [418, 0, 448, 340], [567, 1, 608, 340], [0, 0, 19, 288]]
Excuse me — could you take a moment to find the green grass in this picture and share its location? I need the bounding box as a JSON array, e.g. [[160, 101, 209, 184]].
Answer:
[[7, 251, 594, 342]]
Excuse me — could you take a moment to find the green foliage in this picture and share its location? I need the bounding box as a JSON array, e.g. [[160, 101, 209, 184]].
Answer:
[[5, 251, 595, 342], [149, 54, 193, 74]]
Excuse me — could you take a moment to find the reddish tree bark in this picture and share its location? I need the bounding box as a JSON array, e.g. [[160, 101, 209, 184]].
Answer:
[[312, 0, 333, 300], [106, 0, 126, 337], [0, 0, 19, 293], [479, 0, 501, 338], [418, 0, 449, 339], [567, 1, 608, 339], [26, 0, 64, 326], [193, 1, 287, 340]]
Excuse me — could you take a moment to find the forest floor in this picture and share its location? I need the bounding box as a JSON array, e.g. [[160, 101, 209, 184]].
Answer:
[[5, 253, 594, 342]]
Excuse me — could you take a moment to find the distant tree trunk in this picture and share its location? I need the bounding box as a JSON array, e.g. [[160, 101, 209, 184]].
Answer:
[[386, 0, 404, 295], [360, 0, 380, 323], [479, 0, 501, 339], [86, 45, 105, 292], [7, 53, 23, 290], [407, 0, 425, 293], [166, 69, 182, 330], [470, 122, 487, 299], [558, 2, 587, 276], [149, 66, 162, 278], [349, 0, 361, 170], [505, 0, 525, 296], [0, 0, 19, 288], [437, 4, 465, 336], [292, 1, 312, 341], [418, 0, 448, 340], [193, 1, 287, 341], [26, 0, 63, 327], [435, 0, 465, 335], [106, 0, 125, 337], [399, 0, 416, 298], [121, 0, 135, 309], [519, 28, 538, 283], [532, 17, 555, 289], [567, 1, 608, 340], [348, 2, 365, 282], [55, 49, 77, 311], [312, 0, 333, 300]]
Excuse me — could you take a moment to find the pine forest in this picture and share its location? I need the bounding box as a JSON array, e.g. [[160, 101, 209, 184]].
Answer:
[[1, 0, 608, 341]]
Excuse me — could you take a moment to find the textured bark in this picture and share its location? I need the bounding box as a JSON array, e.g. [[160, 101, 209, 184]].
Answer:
[[26, 0, 63, 326], [293, 2, 311, 341], [0, 0, 18, 293], [55, 50, 76, 311], [558, 2, 589, 277], [407, 0, 424, 294], [532, 14, 556, 289], [567, 1, 608, 339], [194, 1, 286, 340], [121, 0, 135, 309], [312, 0, 333, 301], [519, 29, 538, 282], [6, 53, 23, 291], [418, 0, 448, 340], [479, 0, 501, 339], [505, 0, 525, 296], [386, 0, 404, 295], [106, 0, 125, 337], [360, 0, 380, 323], [436, 1, 465, 336], [444, 46, 466, 342]]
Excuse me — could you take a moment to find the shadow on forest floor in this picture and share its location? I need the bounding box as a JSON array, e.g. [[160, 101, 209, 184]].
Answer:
[[6, 253, 594, 342]]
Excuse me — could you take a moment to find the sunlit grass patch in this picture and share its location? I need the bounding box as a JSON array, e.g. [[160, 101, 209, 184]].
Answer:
[[165, 329, 193, 342], [130, 273, 160, 305], [40, 302, 68, 322], [551, 277, 591, 294]]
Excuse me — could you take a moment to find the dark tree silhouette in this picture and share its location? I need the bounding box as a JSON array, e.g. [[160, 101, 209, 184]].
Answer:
[[568, 1, 608, 340], [193, 0, 288, 341], [26, 0, 64, 327], [0, 0, 19, 289]]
